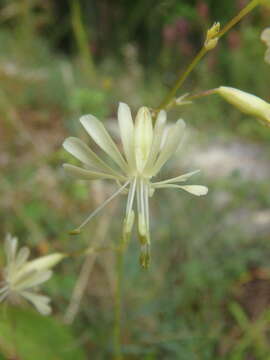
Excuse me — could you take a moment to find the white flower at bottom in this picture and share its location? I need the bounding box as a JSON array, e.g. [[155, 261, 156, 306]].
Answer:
[[0, 234, 65, 315], [63, 103, 208, 268]]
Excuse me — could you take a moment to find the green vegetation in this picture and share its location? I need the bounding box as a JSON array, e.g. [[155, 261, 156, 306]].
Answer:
[[1, 0, 270, 359]]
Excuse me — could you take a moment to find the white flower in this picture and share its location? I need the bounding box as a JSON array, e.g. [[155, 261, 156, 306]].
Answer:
[[63, 103, 208, 268], [0, 234, 65, 315], [261, 28, 270, 64], [215, 86, 270, 127]]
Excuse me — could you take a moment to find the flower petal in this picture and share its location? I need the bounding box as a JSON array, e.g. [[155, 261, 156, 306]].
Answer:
[[15, 270, 53, 291], [63, 137, 119, 176], [16, 270, 52, 290], [118, 102, 136, 168], [80, 115, 127, 171], [4, 234, 18, 265], [153, 170, 200, 186], [22, 253, 65, 273], [144, 110, 167, 172], [154, 183, 208, 196], [15, 247, 30, 269], [21, 291, 52, 315], [149, 119, 185, 175], [134, 107, 153, 171], [63, 164, 123, 181], [0, 290, 8, 302], [261, 28, 270, 45]]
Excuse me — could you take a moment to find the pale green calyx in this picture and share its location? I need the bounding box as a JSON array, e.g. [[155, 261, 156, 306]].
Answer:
[[216, 86, 270, 126], [63, 102, 208, 267], [0, 234, 65, 315]]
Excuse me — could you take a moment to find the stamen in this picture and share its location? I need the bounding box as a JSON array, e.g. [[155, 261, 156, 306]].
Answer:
[[136, 178, 150, 245], [143, 182, 150, 231], [126, 178, 137, 216], [70, 181, 130, 234]]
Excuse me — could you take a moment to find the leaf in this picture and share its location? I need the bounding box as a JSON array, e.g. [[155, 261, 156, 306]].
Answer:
[[0, 306, 86, 360]]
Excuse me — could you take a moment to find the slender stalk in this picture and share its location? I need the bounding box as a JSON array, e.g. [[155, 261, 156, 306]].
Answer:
[[156, 47, 207, 112], [155, 0, 261, 112], [218, 0, 261, 38], [113, 237, 126, 359], [70, 0, 95, 79], [186, 88, 217, 102]]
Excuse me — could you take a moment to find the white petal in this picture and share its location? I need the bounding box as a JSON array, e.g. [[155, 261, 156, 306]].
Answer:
[[155, 183, 208, 196], [5, 234, 18, 264], [63, 137, 119, 176], [144, 110, 167, 172], [0, 291, 8, 302], [63, 163, 123, 181], [118, 102, 136, 168], [80, 115, 127, 171], [22, 253, 65, 273], [261, 28, 270, 45], [15, 247, 30, 269], [134, 107, 153, 171], [21, 291, 52, 315], [0, 285, 8, 294], [153, 170, 200, 186], [149, 119, 185, 175], [16, 270, 52, 290]]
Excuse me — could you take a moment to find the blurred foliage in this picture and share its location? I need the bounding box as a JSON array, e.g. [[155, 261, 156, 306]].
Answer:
[[1, 0, 270, 359], [0, 306, 86, 359]]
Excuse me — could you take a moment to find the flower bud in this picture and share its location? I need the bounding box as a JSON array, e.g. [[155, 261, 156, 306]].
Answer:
[[204, 22, 220, 50], [206, 22, 220, 40], [204, 38, 218, 50], [216, 86, 270, 126]]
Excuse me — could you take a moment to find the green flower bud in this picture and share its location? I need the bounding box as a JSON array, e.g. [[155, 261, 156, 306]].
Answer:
[[216, 86, 270, 126]]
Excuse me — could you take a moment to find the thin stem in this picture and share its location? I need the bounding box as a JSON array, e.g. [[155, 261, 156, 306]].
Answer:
[[155, 0, 261, 113], [156, 47, 207, 112], [186, 88, 217, 102], [217, 0, 260, 38], [113, 236, 126, 359]]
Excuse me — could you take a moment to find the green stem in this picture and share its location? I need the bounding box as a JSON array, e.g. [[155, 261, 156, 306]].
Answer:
[[155, 0, 261, 112], [156, 47, 207, 112], [113, 238, 125, 359], [217, 0, 260, 38], [70, 0, 94, 79]]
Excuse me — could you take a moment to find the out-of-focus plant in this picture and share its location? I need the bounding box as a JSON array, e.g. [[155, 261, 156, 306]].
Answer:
[[1, 0, 270, 359]]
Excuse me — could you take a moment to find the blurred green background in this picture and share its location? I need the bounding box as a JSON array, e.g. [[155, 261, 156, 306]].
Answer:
[[1, 0, 270, 359]]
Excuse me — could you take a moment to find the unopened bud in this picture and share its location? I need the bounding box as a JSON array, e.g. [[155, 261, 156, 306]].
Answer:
[[216, 86, 270, 126], [204, 22, 220, 50], [206, 22, 220, 40], [204, 37, 218, 50]]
